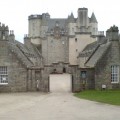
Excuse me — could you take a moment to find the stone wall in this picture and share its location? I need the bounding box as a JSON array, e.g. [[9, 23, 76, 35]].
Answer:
[[27, 68, 43, 92], [42, 36, 69, 65], [95, 41, 120, 89], [70, 65, 81, 92], [80, 68, 95, 90], [0, 41, 27, 92], [40, 63, 81, 93]]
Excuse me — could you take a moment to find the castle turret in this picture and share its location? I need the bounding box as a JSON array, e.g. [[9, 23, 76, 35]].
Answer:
[[28, 15, 42, 38], [40, 13, 49, 38], [90, 12, 97, 23], [68, 13, 75, 36], [28, 15, 42, 45], [68, 13, 75, 23], [90, 12, 98, 36]]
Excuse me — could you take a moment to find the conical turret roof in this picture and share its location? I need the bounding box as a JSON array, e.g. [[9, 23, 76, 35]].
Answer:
[[90, 12, 97, 23], [68, 12, 75, 23]]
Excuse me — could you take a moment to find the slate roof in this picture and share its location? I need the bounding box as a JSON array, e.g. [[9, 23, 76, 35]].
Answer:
[[8, 40, 42, 68], [68, 13, 75, 23], [90, 12, 97, 23], [48, 18, 67, 31], [78, 37, 109, 68], [79, 41, 99, 57], [85, 42, 111, 68], [8, 42, 33, 67]]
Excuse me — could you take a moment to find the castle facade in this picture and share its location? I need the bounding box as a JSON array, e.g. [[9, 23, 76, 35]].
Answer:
[[0, 8, 120, 92]]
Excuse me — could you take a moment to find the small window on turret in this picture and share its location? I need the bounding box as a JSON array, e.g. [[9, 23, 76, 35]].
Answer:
[[75, 38, 77, 42]]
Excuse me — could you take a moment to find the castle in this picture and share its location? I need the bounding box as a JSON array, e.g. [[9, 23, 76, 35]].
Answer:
[[0, 8, 120, 92]]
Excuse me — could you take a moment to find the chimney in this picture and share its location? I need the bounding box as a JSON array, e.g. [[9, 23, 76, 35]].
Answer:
[[9, 30, 15, 42], [106, 25, 119, 42]]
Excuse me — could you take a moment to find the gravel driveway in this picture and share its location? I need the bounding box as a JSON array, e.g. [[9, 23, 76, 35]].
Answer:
[[0, 92, 120, 120]]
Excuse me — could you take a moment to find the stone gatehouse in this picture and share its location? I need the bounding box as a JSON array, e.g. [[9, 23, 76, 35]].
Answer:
[[0, 7, 120, 92]]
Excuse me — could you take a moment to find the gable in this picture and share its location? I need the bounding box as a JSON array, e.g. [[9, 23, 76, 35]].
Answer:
[[85, 43, 111, 68]]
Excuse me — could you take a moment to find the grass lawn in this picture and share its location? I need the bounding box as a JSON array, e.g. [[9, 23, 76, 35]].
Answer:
[[74, 90, 120, 106]]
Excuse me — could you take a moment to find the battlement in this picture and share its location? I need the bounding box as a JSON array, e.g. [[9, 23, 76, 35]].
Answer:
[[29, 13, 50, 20], [78, 7, 88, 10], [97, 31, 104, 36], [28, 15, 42, 20]]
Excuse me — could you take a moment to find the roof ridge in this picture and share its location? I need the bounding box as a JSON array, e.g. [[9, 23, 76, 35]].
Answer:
[[85, 44, 100, 65], [85, 42, 111, 67], [8, 42, 33, 67]]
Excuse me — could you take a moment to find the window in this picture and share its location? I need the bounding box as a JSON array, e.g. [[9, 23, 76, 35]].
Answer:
[[81, 71, 87, 78], [62, 41, 65, 45], [75, 38, 77, 42], [0, 66, 8, 84], [111, 65, 119, 83]]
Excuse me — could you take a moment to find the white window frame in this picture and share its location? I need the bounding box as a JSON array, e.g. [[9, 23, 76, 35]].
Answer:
[[111, 65, 119, 83], [0, 66, 8, 85]]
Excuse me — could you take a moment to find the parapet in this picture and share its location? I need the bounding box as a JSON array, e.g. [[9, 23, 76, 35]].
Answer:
[[78, 7, 88, 11], [97, 31, 104, 36], [28, 13, 50, 20], [28, 15, 42, 20]]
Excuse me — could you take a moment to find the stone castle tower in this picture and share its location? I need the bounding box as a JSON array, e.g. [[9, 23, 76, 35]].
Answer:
[[24, 8, 98, 67]]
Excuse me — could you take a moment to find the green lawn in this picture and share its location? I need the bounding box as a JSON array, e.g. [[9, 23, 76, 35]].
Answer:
[[74, 90, 120, 105]]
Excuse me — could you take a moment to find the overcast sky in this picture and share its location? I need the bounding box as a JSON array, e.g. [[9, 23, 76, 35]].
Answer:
[[0, 0, 120, 42]]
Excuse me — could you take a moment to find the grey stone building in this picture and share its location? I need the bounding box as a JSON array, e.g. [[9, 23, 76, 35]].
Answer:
[[0, 23, 45, 92], [78, 25, 120, 90], [0, 7, 119, 92]]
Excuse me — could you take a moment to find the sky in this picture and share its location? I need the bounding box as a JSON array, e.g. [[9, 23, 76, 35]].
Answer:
[[0, 0, 120, 43]]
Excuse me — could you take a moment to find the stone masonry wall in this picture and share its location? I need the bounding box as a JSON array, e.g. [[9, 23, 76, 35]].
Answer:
[[0, 41, 27, 92], [95, 41, 120, 89], [42, 36, 69, 65], [70, 65, 81, 92], [80, 68, 95, 90]]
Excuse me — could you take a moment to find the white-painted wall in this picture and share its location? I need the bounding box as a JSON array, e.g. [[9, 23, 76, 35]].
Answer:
[[69, 34, 96, 65]]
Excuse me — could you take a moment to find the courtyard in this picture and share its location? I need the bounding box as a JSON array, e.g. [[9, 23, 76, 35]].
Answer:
[[0, 92, 120, 120]]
